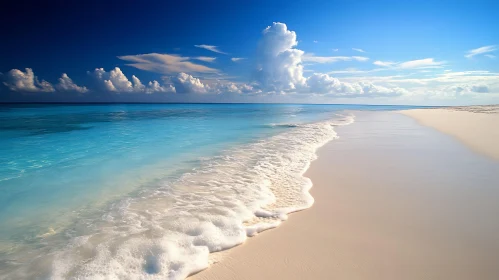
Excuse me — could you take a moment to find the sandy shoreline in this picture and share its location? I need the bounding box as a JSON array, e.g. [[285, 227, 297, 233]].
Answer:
[[192, 109, 499, 280], [402, 106, 499, 160]]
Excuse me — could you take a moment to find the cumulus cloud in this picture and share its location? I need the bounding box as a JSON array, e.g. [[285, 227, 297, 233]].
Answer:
[[306, 73, 353, 94], [303, 54, 369, 63], [465, 45, 497, 58], [255, 22, 306, 92], [339, 70, 499, 101], [3, 68, 55, 92], [118, 53, 219, 74], [169, 72, 256, 95], [252, 22, 400, 97], [172, 72, 208, 94], [56, 73, 88, 93], [352, 48, 365, 53], [146, 80, 175, 93], [89, 67, 174, 93], [194, 45, 228, 55], [6, 22, 495, 103], [210, 81, 256, 95], [306, 73, 406, 97], [424, 84, 492, 100]]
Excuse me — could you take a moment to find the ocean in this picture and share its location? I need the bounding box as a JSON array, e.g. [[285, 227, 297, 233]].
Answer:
[[0, 103, 418, 279]]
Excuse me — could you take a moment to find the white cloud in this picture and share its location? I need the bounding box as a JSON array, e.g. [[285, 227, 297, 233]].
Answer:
[[168, 72, 255, 95], [327, 68, 385, 75], [255, 22, 306, 92], [108, 67, 133, 92], [372, 58, 444, 69], [6, 22, 496, 104], [373, 60, 397, 67], [118, 53, 219, 74], [398, 58, 444, 69], [352, 48, 366, 53], [209, 81, 256, 94], [339, 70, 499, 101], [172, 72, 208, 94], [465, 45, 497, 58], [252, 22, 402, 97], [313, 40, 318, 43], [146, 80, 175, 93], [306, 73, 406, 97], [303, 54, 369, 63], [3, 68, 54, 92], [193, 56, 216, 62], [332, 49, 339, 52], [424, 84, 493, 100], [306, 73, 352, 94], [194, 44, 228, 55], [89, 67, 175, 93], [56, 73, 88, 93]]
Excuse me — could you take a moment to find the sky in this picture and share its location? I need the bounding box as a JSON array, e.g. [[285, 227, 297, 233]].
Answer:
[[1, 0, 498, 105]]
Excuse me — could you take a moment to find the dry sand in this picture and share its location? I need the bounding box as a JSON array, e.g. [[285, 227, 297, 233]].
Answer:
[[402, 106, 499, 160], [192, 110, 499, 280]]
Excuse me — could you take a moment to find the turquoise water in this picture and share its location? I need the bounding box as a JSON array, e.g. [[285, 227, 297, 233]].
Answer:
[[0, 103, 419, 279]]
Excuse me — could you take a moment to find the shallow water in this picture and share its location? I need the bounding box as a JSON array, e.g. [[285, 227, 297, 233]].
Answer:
[[0, 103, 419, 279]]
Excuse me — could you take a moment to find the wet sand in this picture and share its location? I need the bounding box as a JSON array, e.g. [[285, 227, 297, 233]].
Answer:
[[192, 110, 499, 280]]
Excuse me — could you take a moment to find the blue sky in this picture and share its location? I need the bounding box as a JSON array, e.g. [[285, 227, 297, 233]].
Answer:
[[1, 0, 498, 104]]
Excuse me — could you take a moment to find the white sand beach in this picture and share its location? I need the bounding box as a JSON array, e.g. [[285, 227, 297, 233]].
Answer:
[[192, 109, 499, 280], [402, 106, 499, 160]]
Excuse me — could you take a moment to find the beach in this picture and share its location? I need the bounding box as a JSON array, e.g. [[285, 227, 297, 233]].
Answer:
[[2, 105, 499, 279], [193, 108, 499, 280], [402, 106, 499, 160]]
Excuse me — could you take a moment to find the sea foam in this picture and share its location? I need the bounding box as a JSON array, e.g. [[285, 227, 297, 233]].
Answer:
[[2, 114, 354, 280]]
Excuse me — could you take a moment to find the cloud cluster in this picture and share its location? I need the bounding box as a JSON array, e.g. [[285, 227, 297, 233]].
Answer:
[[209, 81, 256, 95], [423, 84, 492, 100], [170, 72, 255, 95], [2, 22, 496, 103], [171, 72, 207, 94], [56, 73, 88, 93], [89, 67, 175, 93], [307, 73, 407, 97], [254, 22, 403, 97], [3, 68, 89, 93], [3, 68, 55, 92], [339, 70, 499, 101]]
